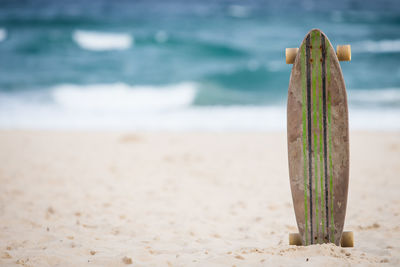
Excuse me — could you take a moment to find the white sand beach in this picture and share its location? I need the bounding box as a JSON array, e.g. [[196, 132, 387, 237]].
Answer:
[[0, 131, 399, 266]]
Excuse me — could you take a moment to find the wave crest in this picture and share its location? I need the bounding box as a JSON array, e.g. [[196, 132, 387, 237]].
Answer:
[[73, 30, 133, 51], [354, 39, 400, 53], [0, 28, 7, 42], [52, 82, 197, 111], [349, 88, 400, 106]]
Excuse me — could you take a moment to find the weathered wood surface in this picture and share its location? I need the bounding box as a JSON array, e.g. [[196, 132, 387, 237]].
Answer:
[[287, 29, 349, 246]]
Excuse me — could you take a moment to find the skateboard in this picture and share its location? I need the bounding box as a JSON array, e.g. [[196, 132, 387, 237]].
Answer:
[[285, 29, 353, 247]]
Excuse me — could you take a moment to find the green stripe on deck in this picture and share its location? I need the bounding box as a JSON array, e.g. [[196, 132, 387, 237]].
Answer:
[[301, 42, 309, 245], [311, 30, 319, 241], [325, 38, 334, 243]]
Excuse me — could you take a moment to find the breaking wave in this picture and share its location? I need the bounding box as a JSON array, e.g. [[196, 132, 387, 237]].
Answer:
[[0, 28, 6, 42], [354, 39, 400, 53], [73, 30, 133, 51]]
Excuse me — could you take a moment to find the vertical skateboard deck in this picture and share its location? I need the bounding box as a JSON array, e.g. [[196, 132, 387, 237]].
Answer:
[[286, 29, 351, 246]]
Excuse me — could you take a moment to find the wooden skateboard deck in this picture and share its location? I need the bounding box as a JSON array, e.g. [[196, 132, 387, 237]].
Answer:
[[287, 29, 349, 246]]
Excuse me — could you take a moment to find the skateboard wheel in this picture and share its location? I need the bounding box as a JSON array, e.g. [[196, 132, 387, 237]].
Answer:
[[336, 45, 351, 61], [286, 48, 299, 64], [289, 232, 302, 246], [340, 231, 354, 247]]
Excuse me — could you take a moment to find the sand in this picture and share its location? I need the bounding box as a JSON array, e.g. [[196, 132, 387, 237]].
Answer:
[[0, 130, 399, 266]]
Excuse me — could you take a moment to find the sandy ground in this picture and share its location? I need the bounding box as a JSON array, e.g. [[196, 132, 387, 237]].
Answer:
[[0, 131, 399, 266]]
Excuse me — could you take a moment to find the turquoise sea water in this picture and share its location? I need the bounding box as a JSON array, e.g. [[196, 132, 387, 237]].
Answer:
[[0, 0, 399, 130]]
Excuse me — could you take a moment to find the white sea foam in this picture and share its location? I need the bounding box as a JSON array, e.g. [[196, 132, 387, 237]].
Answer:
[[349, 88, 400, 106], [0, 86, 399, 131], [354, 39, 400, 53], [0, 28, 7, 42], [349, 107, 400, 130], [73, 30, 133, 51], [52, 82, 196, 111]]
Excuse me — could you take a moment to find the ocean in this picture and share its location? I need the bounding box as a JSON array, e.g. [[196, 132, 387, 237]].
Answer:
[[0, 0, 399, 130]]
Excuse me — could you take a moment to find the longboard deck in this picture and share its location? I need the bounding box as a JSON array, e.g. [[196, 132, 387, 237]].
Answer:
[[287, 29, 349, 246]]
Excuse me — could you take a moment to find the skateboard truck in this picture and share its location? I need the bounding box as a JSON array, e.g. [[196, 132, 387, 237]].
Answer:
[[286, 45, 351, 64]]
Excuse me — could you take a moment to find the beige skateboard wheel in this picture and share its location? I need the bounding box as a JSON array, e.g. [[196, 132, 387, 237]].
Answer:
[[289, 232, 302, 246], [286, 48, 299, 64], [336, 45, 351, 61], [340, 231, 354, 247]]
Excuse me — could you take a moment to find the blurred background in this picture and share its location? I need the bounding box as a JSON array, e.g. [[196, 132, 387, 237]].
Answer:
[[0, 0, 399, 131]]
